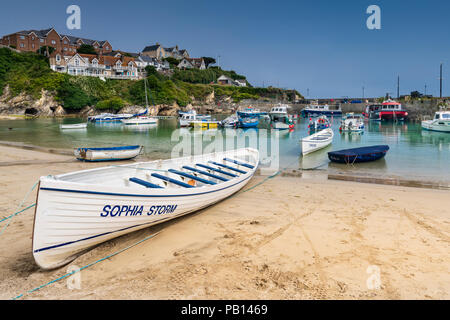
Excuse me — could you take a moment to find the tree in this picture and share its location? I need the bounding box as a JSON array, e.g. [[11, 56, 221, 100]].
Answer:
[[145, 65, 158, 76], [202, 57, 216, 68], [410, 91, 422, 99], [77, 44, 97, 55], [37, 46, 55, 57]]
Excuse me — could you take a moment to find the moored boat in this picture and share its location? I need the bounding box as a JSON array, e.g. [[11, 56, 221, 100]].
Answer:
[[301, 101, 342, 117], [365, 99, 408, 121], [60, 123, 87, 130], [74, 145, 143, 162], [219, 114, 239, 128], [32, 148, 259, 269], [238, 116, 259, 128], [328, 145, 390, 164], [308, 115, 331, 132], [179, 110, 211, 127], [339, 113, 365, 132], [421, 111, 450, 133], [121, 116, 158, 125], [190, 120, 220, 130], [301, 128, 334, 155]]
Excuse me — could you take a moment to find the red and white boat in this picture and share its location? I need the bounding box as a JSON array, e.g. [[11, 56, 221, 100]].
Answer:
[[365, 99, 408, 121]]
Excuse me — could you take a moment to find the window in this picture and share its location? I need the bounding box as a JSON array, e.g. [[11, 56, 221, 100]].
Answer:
[[40, 39, 44, 43], [64, 40, 68, 44], [31, 36, 35, 40], [105, 46, 110, 50], [32, 44, 35, 49], [64, 47, 68, 51], [19, 35, 25, 40], [20, 43, 25, 48], [51, 40, 56, 45], [75, 59, 80, 66], [56, 55, 61, 62], [442, 114, 450, 119]]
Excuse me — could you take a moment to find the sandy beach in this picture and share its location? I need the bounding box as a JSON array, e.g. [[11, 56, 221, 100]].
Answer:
[[0, 145, 448, 300]]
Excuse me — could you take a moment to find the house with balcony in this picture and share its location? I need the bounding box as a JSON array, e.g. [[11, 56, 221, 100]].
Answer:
[[49, 52, 140, 80]]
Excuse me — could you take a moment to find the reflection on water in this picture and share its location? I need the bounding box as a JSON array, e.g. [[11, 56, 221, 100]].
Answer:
[[0, 116, 449, 183]]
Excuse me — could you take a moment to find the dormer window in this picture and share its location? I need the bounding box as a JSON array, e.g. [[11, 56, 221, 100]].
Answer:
[[75, 58, 80, 66], [56, 54, 61, 62]]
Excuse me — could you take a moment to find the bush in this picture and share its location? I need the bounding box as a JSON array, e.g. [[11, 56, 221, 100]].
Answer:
[[96, 97, 126, 111]]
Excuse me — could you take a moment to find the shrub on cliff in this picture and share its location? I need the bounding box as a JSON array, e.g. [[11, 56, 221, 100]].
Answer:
[[96, 97, 126, 111]]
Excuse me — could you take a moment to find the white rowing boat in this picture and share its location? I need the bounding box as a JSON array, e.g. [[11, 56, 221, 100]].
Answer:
[[301, 128, 334, 155], [60, 123, 87, 130], [32, 148, 259, 269], [74, 145, 143, 162]]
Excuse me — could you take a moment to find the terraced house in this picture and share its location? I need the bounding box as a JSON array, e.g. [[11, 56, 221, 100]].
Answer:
[[0, 27, 113, 55]]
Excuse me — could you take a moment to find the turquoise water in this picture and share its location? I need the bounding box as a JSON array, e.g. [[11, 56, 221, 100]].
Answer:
[[0, 116, 449, 184]]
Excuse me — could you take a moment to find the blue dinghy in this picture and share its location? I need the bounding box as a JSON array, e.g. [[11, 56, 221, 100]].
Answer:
[[74, 145, 143, 162], [328, 145, 389, 164]]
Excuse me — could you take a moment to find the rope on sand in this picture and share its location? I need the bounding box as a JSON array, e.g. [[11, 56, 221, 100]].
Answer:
[[11, 231, 160, 300], [0, 180, 39, 236]]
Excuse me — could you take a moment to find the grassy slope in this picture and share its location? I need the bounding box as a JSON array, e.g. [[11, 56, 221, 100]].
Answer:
[[0, 48, 302, 112]]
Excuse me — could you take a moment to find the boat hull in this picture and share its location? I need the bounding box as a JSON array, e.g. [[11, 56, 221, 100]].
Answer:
[[302, 109, 342, 117], [60, 123, 87, 130], [421, 120, 450, 132], [74, 146, 143, 162], [302, 128, 333, 155], [32, 149, 259, 269], [328, 145, 389, 164]]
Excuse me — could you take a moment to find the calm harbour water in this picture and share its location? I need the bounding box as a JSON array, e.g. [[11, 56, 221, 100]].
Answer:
[[0, 116, 449, 185]]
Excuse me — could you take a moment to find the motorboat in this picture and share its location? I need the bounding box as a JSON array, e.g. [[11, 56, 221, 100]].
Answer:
[[60, 123, 87, 130], [339, 113, 365, 132], [365, 99, 408, 121], [421, 110, 450, 132]]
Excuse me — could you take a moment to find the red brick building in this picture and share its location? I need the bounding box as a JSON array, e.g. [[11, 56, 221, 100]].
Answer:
[[0, 28, 112, 55]]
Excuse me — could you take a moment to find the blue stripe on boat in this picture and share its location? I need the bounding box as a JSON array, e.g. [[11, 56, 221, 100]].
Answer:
[[182, 166, 229, 182], [196, 164, 237, 177], [129, 177, 163, 189], [168, 169, 216, 185], [151, 173, 195, 188], [223, 158, 255, 169], [209, 161, 247, 174]]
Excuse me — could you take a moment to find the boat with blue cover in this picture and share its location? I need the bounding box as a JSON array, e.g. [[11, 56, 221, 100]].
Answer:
[[328, 145, 390, 164], [74, 145, 143, 162], [32, 148, 259, 269]]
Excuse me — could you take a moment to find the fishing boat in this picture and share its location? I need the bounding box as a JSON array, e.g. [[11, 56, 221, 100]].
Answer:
[[238, 116, 259, 129], [421, 110, 450, 132], [301, 101, 342, 117], [219, 114, 239, 128], [237, 107, 266, 118], [328, 145, 390, 164], [301, 128, 334, 155], [179, 110, 211, 127], [308, 115, 331, 132], [60, 123, 87, 130], [269, 104, 290, 121], [339, 113, 365, 132], [272, 117, 294, 130], [32, 148, 259, 269], [365, 99, 408, 121], [121, 116, 158, 125], [74, 145, 143, 162]]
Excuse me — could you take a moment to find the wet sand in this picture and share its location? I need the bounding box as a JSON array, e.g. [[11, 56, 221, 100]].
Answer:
[[0, 145, 448, 300]]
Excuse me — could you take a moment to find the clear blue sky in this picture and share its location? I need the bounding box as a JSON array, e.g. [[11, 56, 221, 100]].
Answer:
[[1, 0, 449, 98]]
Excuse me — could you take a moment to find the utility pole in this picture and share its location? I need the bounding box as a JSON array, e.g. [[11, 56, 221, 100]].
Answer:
[[425, 84, 427, 96], [397, 76, 400, 99], [362, 86, 365, 100], [440, 63, 443, 98]]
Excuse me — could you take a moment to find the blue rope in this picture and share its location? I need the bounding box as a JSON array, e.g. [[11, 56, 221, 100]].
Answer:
[[11, 231, 160, 300], [0, 181, 38, 237]]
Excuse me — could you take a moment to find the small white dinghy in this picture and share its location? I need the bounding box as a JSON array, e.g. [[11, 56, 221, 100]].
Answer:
[[74, 145, 143, 162], [301, 128, 334, 155], [32, 148, 259, 269], [60, 123, 87, 130]]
